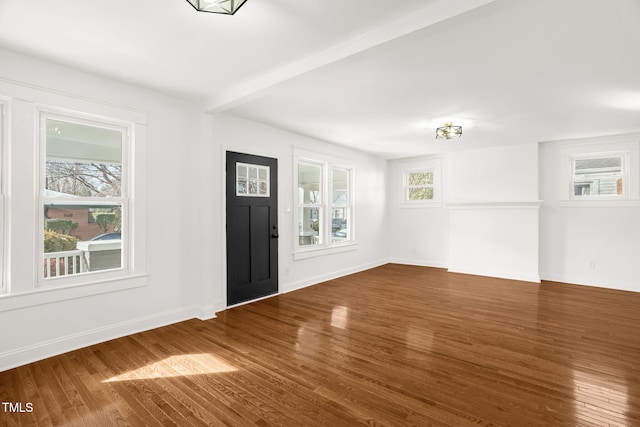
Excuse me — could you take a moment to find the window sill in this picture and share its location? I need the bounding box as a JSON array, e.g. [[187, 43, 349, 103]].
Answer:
[[559, 199, 640, 207], [293, 242, 358, 260], [0, 274, 147, 312]]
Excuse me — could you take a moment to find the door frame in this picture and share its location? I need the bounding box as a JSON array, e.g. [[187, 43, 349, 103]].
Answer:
[[220, 145, 281, 308]]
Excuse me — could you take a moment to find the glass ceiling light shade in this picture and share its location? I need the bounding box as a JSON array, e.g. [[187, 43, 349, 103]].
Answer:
[[435, 122, 462, 140], [186, 0, 248, 15]]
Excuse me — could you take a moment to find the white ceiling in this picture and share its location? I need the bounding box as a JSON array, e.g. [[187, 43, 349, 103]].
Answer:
[[1, 0, 639, 159]]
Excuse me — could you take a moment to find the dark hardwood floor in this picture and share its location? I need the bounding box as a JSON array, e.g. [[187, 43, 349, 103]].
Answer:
[[1, 264, 639, 426]]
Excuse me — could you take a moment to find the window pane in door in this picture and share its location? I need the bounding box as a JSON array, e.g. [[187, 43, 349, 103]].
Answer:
[[236, 162, 269, 197]]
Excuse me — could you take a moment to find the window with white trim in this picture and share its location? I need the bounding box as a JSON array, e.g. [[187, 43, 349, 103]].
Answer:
[[39, 111, 130, 282], [399, 157, 442, 207], [570, 152, 627, 199], [404, 169, 435, 202], [295, 157, 354, 252]]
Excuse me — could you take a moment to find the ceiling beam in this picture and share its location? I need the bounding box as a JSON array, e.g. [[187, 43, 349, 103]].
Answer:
[[204, 0, 499, 113]]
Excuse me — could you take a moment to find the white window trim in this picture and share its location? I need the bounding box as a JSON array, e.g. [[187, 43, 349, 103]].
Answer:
[[293, 150, 357, 260], [569, 151, 628, 201], [399, 158, 443, 208], [556, 134, 640, 207], [402, 167, 438, 206], [236, 162, 270, 197], [0, 274, 148, 312], [0, 84, 148, 311], [36, 109, 132, 287], [0, 99, 7, 293]]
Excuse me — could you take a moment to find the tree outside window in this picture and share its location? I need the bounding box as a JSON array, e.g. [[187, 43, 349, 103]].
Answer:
[[404, 169, 434, 202], [41, 114, 127, 279]]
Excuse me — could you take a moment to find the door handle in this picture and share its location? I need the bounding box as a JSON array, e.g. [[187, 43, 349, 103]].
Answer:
[[271, 234, 279, 238]]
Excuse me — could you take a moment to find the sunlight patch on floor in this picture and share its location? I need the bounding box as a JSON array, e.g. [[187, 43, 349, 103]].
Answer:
[[103, 353, 238, 382], [331, 305, 348, 329]]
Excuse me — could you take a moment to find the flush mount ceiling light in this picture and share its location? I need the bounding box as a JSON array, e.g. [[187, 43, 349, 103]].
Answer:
[[435, 122, 462, 140], [186, 0, 248, 15]]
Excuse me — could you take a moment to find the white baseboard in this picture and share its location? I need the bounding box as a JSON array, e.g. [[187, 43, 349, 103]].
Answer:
[[281, 259, 388, 294], [447, 266, 541, 283], [388, 258, 448, 269], [195, 301, 223, 321], [0, 305, 211, 372], [540, 273, 639, 293], [389, 259, 541, 283]]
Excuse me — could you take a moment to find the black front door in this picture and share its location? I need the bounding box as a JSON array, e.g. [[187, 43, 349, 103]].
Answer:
[[226, 151, 278, 306]]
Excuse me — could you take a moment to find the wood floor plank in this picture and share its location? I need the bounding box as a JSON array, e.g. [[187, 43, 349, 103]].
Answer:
[[1, 264, 639, 426]]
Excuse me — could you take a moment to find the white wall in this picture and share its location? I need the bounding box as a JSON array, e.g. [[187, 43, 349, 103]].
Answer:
[[539, 134, 640, 291], [389, 138, 640, 289], [1, 47, 637, 372], [387, 155, 448, 268], [447, 204, 540, 282], [448, 143, 539, 202], [199, 114, 389, 300], [0, 49, 389, 371], [0, 48, 212, 371], [387, 143, 541, 282], [447, 143, 541, 282]]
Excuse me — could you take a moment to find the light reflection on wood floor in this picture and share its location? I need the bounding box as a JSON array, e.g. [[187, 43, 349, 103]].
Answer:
[[1, 264, 639, 426]]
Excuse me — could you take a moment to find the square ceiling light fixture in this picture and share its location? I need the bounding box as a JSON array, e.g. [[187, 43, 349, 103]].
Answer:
[[435, 122, 462, 140], [186, 0, 248, 15]]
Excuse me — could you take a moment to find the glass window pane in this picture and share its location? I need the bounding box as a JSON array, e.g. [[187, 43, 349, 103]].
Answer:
[[331, 207, 349, 241], [332, 168, 348, 205], [259, 181, 268, 195], [249, 167, 257, 179], [45, 118, 122, 197], [408, 172, 424, 185], [299, 163, 321, 204], [408, 171, 434, 185], [574, 157, 622, 176], [408, 171, 433, 186], [237, 179, 247, 194], [237, 163, 269, 197], [573, 177, 622, 196], [572, 155, 625, 197], [408, 187, 434, 200], [298, 207, 320, 246], [425, 171, 434, 185], [43, 203, 122, 278]]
